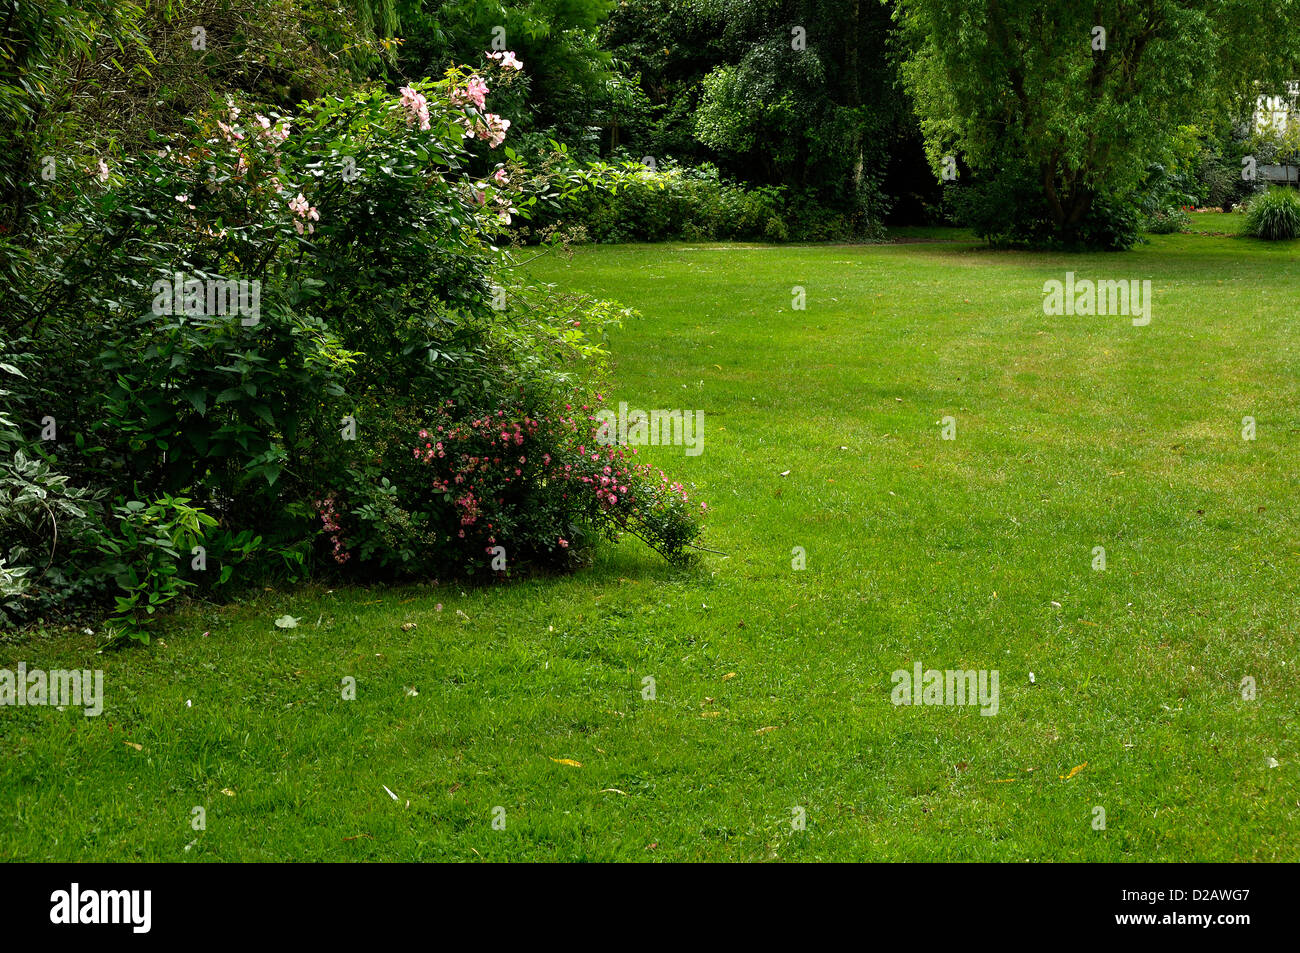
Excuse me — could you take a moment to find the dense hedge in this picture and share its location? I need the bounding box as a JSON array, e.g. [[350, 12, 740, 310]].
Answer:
[[519, 158, 884, 244]]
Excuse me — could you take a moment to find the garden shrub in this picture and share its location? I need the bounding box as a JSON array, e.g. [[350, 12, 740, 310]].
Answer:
[[1243, 187, 1300, 240], [520, 153, 890, 245], [945, 172, 1142, 250], [1135, 160, 1196, 234], [1, 55, 705, 639], [1074, 197, 1142, 251], [1193, 144, 1261, 211], [0, 346, 108, 624], [943, 175, 1054, 247], [325, 394, 703, 578], [521, 157, 797, 243], [1142, 208, 1191, 233]]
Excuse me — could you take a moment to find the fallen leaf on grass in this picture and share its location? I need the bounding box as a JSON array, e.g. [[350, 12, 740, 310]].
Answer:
[[383, 785, 399, 800], [550, 758, 582, 767], [124, 741, 142, 751], [273, 615, 299, 629], [400, 622, 417, 631], [220, 788, 235, 797], [343, 834, 373, 842], [700, 711, 720, 718], [722, 672, 737, 681], [1060, 762, 1088, 780], [599, 788, 629, 796]]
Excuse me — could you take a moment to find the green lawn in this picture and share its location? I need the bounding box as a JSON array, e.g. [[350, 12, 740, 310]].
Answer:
[[4, 229, 1300, 861], [1187, 210, 1249, 235]]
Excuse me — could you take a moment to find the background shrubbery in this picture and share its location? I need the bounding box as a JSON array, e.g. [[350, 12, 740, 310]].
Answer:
[[518, 157, 879, 244], [939, 171, 1143, 251], [937, 121, 1298, 248]]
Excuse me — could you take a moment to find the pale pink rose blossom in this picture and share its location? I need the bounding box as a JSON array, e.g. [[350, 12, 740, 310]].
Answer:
[[288, 193, 320, 234], [399, 85, 431, 130], [487, 50, 523, 70]]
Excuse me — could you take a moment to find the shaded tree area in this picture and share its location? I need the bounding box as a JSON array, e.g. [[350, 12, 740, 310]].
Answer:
[[603, 0, 929, 221]]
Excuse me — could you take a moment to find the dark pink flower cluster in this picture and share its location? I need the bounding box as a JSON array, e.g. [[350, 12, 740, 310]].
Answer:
[[569, 394, 698, 515], [312, 494, 350, 564], [403, 394, 704, 565], [411, 401, 553, 544]]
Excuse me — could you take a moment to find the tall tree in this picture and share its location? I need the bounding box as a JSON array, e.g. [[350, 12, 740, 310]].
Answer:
[[897, 0, 1300, 244]]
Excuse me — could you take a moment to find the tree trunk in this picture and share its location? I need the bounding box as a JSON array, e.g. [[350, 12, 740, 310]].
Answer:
[[847, 0, 863, 194]]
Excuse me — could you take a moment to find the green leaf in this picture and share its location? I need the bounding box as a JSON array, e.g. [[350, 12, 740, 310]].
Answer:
[[183, 389, 208, 415]]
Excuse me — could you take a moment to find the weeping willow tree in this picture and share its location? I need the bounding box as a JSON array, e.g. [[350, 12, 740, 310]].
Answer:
[[896, 0, 1300, 245], [0, 1, 150, 237], [354, 0, 400, 37]]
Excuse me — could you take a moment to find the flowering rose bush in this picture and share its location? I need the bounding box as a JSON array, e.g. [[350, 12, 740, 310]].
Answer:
[[408, 396, 701, 574], [312, 386, 705, 580], [2, 51, 705, 636]]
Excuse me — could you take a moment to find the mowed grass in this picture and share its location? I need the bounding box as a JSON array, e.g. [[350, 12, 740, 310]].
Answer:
[[1187, 210, 1249, 235], [4, 229, 1300, 861]]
